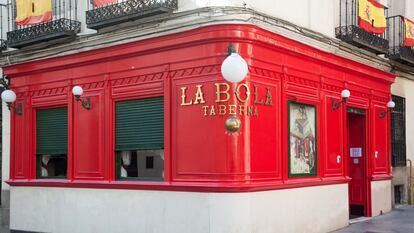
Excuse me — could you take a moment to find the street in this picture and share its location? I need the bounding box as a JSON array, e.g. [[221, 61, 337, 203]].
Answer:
[[333, 205, 414, 233]]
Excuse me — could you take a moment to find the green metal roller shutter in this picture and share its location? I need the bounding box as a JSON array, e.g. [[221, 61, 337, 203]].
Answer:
[[36, 107, 68, 155], [115, 97, 164, 151]]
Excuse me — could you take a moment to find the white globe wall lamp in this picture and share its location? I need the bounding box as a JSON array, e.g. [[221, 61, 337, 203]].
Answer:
[[220, 43, 249, 133], [1, 89, 22, 115], [221, 43, 248, 84], [332, 89, 351, 110], [72, 86, 91, 110], [0, 75, 22, 115], [379, 100, 395, 118]]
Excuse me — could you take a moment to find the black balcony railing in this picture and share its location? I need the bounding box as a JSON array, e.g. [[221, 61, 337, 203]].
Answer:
[[86, 0, 178, 30], [7, 0, 81, 48], [387, 15, 414, 64], [335, 0, 389, 54]]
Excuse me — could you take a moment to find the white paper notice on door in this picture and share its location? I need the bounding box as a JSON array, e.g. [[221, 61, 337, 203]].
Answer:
[[350, 148, 362, 157]]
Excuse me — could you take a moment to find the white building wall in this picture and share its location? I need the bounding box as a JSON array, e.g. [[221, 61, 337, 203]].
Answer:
[[179, 0, 338, 38], [371, 180, 392, 216], [10, 184, 349, 233]]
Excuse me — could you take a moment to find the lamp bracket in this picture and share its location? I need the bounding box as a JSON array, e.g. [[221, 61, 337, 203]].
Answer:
[[331, 97, 347, 110], [7, 102, 22, 115], [227, 43, 236, 55], [379, 109, 391, 118], [75, 96, 91, 110]]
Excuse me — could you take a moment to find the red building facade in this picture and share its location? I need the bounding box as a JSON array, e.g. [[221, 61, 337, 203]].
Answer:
[[4, 24, 394, 218]]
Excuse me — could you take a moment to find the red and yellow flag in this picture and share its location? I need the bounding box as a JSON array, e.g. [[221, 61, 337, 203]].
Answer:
[[358, 0, 386, 34], [16, 0, 52, 26], [403, 17, 414, 46], [93, 0, 116, 7]]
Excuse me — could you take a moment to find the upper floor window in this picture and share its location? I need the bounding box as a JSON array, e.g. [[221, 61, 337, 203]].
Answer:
[[115, 97, 164, 181], [36, 107, 68, 178]]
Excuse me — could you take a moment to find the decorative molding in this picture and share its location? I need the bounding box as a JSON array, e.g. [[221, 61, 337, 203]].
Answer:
[[249, 66, 280, 79], [168, 65, 220, 79], [31, 87, 68, 98], [372, 95, 388, 103], [286, 75, 319, 88], [80, 81, 106, 90], [350, 90, 370, 99], [321, 83, 342, 92], [111, 72, 165, 86]]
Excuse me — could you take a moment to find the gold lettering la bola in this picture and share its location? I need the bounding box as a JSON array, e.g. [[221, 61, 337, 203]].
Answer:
[[180, 83, 273, 117]]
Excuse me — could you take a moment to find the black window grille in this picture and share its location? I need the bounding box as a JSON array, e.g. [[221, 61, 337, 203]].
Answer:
[[391, 95, 406, 167]]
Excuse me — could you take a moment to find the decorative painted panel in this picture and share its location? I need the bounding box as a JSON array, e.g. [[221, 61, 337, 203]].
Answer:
[[73, 89, 105, 179]]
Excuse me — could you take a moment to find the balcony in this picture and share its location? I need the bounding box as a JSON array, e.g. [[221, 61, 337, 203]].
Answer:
[[387, 16, 414, 65], [86, 0, 178, 30], [335, 0, 389, 54], [7, 0, 81, 49]]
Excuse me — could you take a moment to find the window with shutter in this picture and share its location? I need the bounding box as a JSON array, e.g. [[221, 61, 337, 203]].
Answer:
[[36, 107, 68, 178], [115, 97, 164, 181]]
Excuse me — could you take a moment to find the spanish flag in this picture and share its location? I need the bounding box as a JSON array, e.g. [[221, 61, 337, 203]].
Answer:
[[358, 0, 386, 34], [16, 0, 52, 26], [403, 17, 414, 47], [93, 0, 116, 7]]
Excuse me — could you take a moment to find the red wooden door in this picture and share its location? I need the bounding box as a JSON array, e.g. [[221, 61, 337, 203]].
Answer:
[[347, 111, 366, 216]]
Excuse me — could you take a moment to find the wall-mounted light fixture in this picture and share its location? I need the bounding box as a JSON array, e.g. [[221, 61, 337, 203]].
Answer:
[[1, 89, 22, 115], [379, 100, 395, 118], [332, 89, 351, 110], [221, 43, 248, 83], [72, 86, 91, 110], [220, 43, 249, 133], [0, 75, 22, 115]]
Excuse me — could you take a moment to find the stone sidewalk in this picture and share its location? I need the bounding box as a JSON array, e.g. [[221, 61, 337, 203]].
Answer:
[[333, 205, 414, 233]]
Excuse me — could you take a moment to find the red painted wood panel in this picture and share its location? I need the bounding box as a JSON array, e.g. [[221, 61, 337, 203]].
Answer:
[[73, 89, 105, 179], [172, 77, 234, 181], [372, 105, 389, 174], [12, 97, 28, 179], [323, 95, 343, 176], [250, 79, 279, 178]]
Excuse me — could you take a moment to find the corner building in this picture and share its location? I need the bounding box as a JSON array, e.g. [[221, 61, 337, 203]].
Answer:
[[0, 1, 404, 233]]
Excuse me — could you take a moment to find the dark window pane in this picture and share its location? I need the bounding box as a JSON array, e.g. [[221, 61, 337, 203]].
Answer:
[[37, 154, 67, 178], [146, 156, 154, 169], [117, 150, 163, 180]]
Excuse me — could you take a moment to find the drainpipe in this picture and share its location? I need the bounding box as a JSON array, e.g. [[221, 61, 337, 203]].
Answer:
[[408, 159, 413, 205]]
